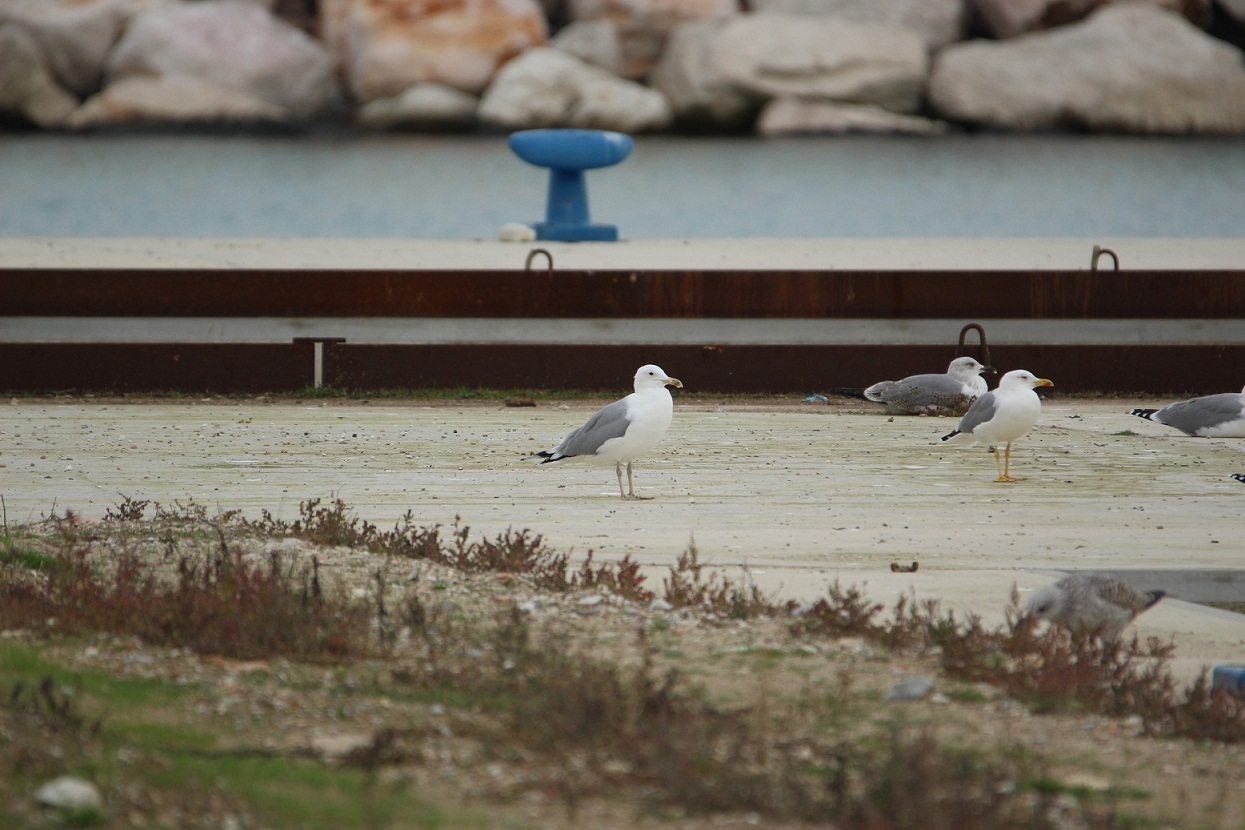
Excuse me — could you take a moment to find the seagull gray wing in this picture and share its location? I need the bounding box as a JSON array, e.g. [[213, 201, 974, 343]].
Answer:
[[1155, 393, 1245, 436], [543, 399, 632, 459], [883, 373, 975, 414], [953, 390, 999, 435]]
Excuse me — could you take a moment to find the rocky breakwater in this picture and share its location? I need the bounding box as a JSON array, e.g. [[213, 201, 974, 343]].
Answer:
[[2, 0, 1245, 135]]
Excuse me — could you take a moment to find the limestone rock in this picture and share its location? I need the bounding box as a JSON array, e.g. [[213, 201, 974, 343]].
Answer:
[[66, 74, 288, 129], [1219, 0, 1245, 27], [748, 0, 968, 49], [648, 20, 762, 128], [478, 46, 673, 131], [651, 12, 929, 129], [970, 0, 1211, 39], [0, 23, 79, 128], [567, 0, 737, 79], [356, 83, 479, 130], [551, 20, 626, 76], [322, 0, 548, 103], [0, 0, 166, 96], [105, 0, 336, 118], [757, 98, 949, 135], [929, 4, 1245, 132], [34, 776, 103, 812]]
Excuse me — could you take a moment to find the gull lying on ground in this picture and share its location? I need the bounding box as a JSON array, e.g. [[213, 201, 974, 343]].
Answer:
[[941, 369, 1053, 482], [1024, 572, 1166, 640], [831, 357, 995, 416], [537, 364, 683, 500], [1128, 385, 1245, 437]]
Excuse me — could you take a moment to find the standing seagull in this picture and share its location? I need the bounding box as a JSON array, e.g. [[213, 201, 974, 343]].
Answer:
[[941, 369, 1054, 482], [1024, 572, 1165, 640], [1128, 385, 1245, 437], [831, 357, 995, 416], [537, 364, 683, 500]]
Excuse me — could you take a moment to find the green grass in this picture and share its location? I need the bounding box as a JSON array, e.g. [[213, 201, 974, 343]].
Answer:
[[0, 642, 477, 830]]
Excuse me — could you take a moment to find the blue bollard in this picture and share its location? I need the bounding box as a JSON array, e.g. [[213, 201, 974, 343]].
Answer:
[[508, 129, 633, 242]]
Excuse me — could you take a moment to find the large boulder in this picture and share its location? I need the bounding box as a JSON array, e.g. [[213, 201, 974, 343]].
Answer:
[[929, 4, 1245, 132], [1215, 0, 1245, 27], [322, 0, 548, 103], [0, 23, 78, 127], [356, 83, 479, 130], [970, 0, 1211, 39], [757, 98, 949, 134], [748, 0, 968, 49], [550, 20, 626, 76], [66, 74, 288, 128], [651, 12, 929, 129], [0, 0, 165, 96], [566, 0, 737, 79], [105, 0, 336, 118], [648, 20, 761, 128], [478, 46, 673, 131]]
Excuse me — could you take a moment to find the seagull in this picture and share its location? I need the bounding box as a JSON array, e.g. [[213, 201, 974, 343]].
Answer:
[[1232, 474, 1245, 484], [1024, 572, 1165, 640], [831, 357, 996, 416], [1128, 385, 1245, 437], [537, 364, 683, 500], [941, 369, 1053, 482]]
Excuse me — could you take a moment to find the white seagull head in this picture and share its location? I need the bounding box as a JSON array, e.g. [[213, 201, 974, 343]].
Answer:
[[633, 364, 683, 392]]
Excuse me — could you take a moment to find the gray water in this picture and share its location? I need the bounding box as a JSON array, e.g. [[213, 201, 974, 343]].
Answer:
[[2, 132, 1244, 239]]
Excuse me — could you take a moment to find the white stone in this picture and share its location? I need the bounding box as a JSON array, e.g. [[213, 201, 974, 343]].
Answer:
[[322, 0, 548, 103], [648, 19, 761, 128], [105, 0, 336, 118], [551, 20, 625, 76], [66, 74, 287, 129], [757, 98, 949, 135], [1220, 0, 1245, 27], [929, 4, 1245, 133], [478, 47, 673, 132], [747, 0, 968, 49], [0, 0, 167, 96], [498, 223, 538, 242], [971, 0, 1211, 39], [652, 12, 929, 128], [567, 0, 737, 79], [35, 776, 103, 812], [0, 23, 78, 127], [356, 83, 479, 130]]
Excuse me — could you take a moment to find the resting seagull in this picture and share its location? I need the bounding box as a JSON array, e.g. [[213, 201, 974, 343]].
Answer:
[[831, 357, 995, 416], [1024, 572, 1165, 640], [941, 369, 1053, 482], [537, 364, 683, 500], [1128, 385, 1245, 438]]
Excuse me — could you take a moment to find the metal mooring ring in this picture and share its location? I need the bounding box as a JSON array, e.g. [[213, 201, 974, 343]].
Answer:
[[1091, 244, 1119, 271], [956, 323, 991, 367], [525, 248, 554, 275]]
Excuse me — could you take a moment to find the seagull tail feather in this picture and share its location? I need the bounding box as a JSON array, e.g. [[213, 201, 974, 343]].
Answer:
[[1144, 590, 1166, 609], [940, 430, 961, 442], [1129, 408, 1159, 421]]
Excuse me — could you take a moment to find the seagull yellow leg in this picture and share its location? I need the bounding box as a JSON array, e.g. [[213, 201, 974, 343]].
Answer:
[[995, 442, 1024, 482], [625, 461, 654, 500], [992, 446, 1006, 482]]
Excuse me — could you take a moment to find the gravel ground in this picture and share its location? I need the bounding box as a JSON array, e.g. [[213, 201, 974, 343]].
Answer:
[[3, 395, 1244, 684], [5, 394, 1245, 828]]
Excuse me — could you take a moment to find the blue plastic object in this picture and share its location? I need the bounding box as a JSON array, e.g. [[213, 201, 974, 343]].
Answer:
[[508, 129, 633, 242], [1212, 665, 1245, 697]]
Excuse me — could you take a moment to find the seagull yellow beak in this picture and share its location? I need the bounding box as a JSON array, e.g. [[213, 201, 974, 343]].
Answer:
[[1035, 378, 1054, 387], [666, 376, 684, 389]]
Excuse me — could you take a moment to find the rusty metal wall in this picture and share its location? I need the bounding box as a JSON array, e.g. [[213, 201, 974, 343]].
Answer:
[[3, 267, 1243, 394]]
